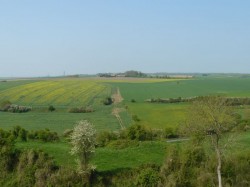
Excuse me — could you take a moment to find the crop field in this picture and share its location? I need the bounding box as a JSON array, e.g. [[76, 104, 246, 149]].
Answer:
[[110, 77, 250, 102], [0, 106, 122, 134], [0, 79, 110, 107], [1, 76, 250, 174], [0, 79, 38, 92], [107, 76, 250, 130]]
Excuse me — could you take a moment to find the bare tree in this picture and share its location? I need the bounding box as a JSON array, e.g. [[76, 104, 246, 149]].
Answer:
[[184, 96, 237, 187]]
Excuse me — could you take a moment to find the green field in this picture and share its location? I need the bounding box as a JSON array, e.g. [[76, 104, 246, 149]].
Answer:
[[0, 107, 121, 134], [127, 103, 188, 129], [109, 76, 250, 129], [110, 77, 250, 102], [0, 79, 128, 134], [1, 76, 250, 132], [1, 76, 250, 173], [0, 80, 38, 91]]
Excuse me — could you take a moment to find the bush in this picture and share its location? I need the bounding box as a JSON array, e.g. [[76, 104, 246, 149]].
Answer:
[[7, 104, 32, 113], [28, 129, 59, 142], [48, 105, 56, 112], [68, 106, 94, 113], [135, 167, 160, 187], [132, 115, 140, 122], [165, 127, 179, 139], [131, 99, 136, 103], [96, 131, 118, 147], [103, 97, 113, 105], [11, 126, 28, 141], [126, 124, 153, 141]]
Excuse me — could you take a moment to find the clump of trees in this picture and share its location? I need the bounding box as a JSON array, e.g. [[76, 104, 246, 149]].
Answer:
[[68, 106, 94, 113], [28, 129, 59, 142], [146, 96, 250, 106], [124, 70, 147, 77], [0, 126, 59, 142], [0, 101, 32, 113], [146, 97, 194, 104], [95, 124, 179, 148]]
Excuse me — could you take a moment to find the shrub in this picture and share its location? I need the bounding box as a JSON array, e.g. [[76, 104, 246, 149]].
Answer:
[[28, 129, 59, 142], [135, 167, 160, 187], [132, 115, 140, 122], [68, 106, 94, 113], [11, 126, 28, 141], [126, 124, 153, 141], [103, 97, 113, 105], [48, 105, 56, 112], [131, 99, 136, 103], [96, 131, 118, 147], [165, 127, 179, 139], [7, 104, 32, 113]]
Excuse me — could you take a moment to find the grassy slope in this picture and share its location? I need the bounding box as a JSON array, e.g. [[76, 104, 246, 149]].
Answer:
[[16, 131, 250, 171], [16, 141, 168, 172], [127, 103, 187, 129]]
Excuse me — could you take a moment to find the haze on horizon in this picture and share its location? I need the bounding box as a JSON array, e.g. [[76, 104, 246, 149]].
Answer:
[[0, 1, 250, 77]]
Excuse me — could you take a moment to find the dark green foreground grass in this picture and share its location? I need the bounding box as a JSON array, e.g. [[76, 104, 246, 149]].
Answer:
[[15, 131, 250, 172], [16, 141, 167, 172]]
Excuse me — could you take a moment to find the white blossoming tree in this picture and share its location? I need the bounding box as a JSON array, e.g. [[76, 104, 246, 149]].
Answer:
[[70, 120, 96, 180]]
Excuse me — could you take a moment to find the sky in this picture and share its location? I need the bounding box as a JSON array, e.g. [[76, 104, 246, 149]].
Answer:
[[0, 1, 250, 77]]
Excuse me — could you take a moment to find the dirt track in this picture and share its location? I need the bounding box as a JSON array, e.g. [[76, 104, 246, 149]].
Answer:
[[112, 88, 125, 129]]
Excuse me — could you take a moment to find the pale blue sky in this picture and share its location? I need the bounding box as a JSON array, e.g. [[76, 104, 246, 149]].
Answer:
[[0, 1, 250, 77]]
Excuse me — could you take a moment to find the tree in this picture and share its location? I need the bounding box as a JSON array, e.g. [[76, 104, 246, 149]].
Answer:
[[184, 96, 237, 187], [70, 120, 96, 183]]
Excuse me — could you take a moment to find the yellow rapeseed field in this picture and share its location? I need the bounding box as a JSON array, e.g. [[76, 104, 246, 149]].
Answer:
[[0, 79, 109, 106]]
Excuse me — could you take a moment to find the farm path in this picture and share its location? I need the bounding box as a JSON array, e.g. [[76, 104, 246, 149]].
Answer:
[[112, 88, 123, 104], [112, 88, 125, 129]]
